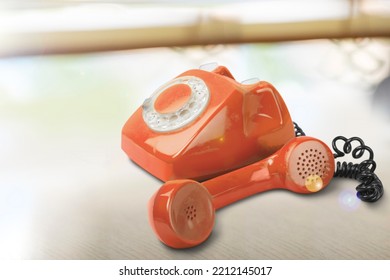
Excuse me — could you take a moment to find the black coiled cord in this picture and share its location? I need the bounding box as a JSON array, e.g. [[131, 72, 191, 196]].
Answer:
[[293, 122, 306, 137], [293, 123, 384, 202], [332, 136, 383, 202]]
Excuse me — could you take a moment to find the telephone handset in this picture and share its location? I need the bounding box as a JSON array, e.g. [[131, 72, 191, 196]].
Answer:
[[122, 64, 295, 181], [148, 136, 335, 248]]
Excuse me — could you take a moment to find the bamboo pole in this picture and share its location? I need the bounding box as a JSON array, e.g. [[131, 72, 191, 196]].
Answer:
[[1, 13, 390, 57]]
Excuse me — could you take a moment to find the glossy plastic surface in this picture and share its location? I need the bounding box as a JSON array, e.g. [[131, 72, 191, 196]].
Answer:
[[205, 136, 335, 209], [148, 180, 215, 249], [122, 66, 295, 181], [148, 136, 335, 248]]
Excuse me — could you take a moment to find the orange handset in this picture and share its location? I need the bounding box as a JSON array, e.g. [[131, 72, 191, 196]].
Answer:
[[122, 65, 295, 181], [149, 136, 335, 248]]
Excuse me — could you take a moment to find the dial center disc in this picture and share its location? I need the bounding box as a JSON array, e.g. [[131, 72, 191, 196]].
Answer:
[[154, 84, 192, 114]]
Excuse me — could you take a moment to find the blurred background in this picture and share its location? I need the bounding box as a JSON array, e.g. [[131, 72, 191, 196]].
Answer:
[[1, 0, 390, 259]]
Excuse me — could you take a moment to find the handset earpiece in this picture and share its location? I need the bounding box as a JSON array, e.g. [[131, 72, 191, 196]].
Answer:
[[148, 136, 335, 248]]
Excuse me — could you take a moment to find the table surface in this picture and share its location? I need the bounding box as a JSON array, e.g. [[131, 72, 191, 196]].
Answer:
[[1, 40, 390, 259]]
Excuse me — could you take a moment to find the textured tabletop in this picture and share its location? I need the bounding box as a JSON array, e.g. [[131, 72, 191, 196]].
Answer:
[[1, 40, 389, 259]]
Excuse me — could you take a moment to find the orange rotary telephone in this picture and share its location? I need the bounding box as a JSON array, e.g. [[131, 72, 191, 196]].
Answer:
[[122, 64, 295, 181], [122, 64, 383, 249]]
